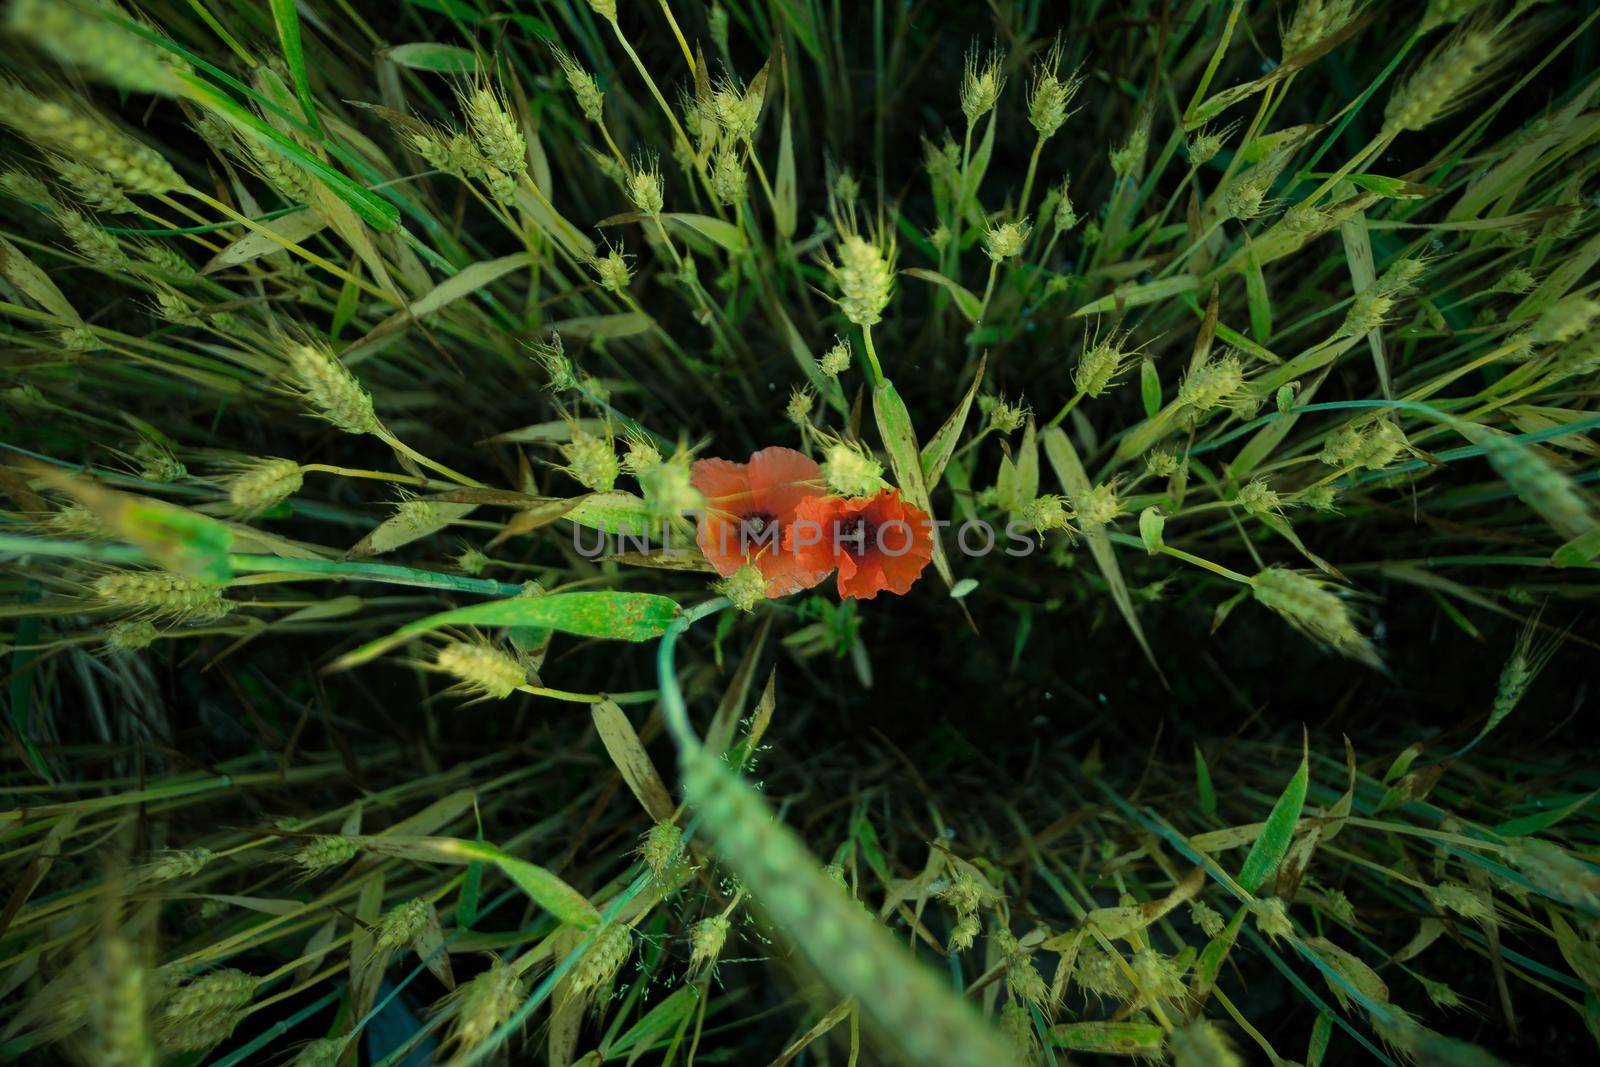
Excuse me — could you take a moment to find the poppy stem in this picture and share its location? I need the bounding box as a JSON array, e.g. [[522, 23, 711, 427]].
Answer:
[[657, 596, 735, 753], [860, 326, 885, 388]]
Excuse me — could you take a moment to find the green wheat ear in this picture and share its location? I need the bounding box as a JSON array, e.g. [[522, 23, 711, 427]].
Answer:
[[681, 746, 1022, 1067]]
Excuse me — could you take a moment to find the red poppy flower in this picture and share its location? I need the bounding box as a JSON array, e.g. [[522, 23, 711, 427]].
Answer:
[[788, 489, 935, 600], [691, 446, 833, 597]]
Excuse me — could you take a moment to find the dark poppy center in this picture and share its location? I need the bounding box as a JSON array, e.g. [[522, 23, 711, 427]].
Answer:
[[739, 511, 779, 551], [836, 517, 879, 560]]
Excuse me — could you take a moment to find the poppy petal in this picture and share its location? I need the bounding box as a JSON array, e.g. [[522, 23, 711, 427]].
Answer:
[[747, 446, 825, 517], [690, 457, 751, 510]]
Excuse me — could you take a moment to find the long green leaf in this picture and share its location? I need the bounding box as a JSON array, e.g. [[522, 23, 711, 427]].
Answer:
[[328, 591, 683, 671], [873, 379, 954, 587], [920, 353, 987, 488], [178, 72, 399, 231], [269, 0, 320, 133], [1237, 740, 1309, 895], [366, 836, 599, 928]]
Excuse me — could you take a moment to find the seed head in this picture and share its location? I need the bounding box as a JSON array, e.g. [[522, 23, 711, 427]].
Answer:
[[376, 898, 433, 953], [1178, 352, 1246, 413], [640, 451, 703, 515], [1109, 121, 1150, 178], [1384, 31, 1495, 134], [960, 44, 1006, 126], [688, 914, 730, 977], [290, 1037, 346, 1067], [1, 168, 54, 205], [677, 89, 716, 152], [1000, 999, 1036, 1057], [103, 619, 160, 653], [986, 394, 1029, 433], [710, 142, 746, 205], [785, 386, 814, 426], [1027, 40, 1080, 140], [1377, 256, 1428, 296], [1528, 295, 1600, 346], [1494, 266, 1536, 294], [1237, 478, 1287, 516], [139, 241, 198, 285], [1187, 123, 1234, 166], [1053, 180, 1080, 234], [1319, 420, 1407, 470], [923, 135, 959, 193], [409, 128, 481, 179], [626, 155, 664, 216], [995, 928, 1048, 1009], [95, 571, 232, 624], [586, 0, 617, 20], [57, 209, 128, 270], [434, 640, 526, 700], [825, 231, 896, 327], [821, 438, 884, 497], [531, 334, 578, 392], [1131, 948, 1186, 1002], [223, 458, 302, 516], [1251, 896, 1294, 942], [7, 0, 184, 94], [711, 79, 764, 143], [569, 923, 631, 998], [1301, 485, 1340, 512], [832, 169, 860, 215], [982, 217, 1032, 261], [1073, 482, 1124, 530], [1146, 448, 1181, 478], [1074, 943, 1132, 1002], [591, 244, 633, 293], [455, 547, 490, 576], [1219, 172, 1273, 221], [1318, 887, 1356, 924], [619, 428, 661, 476], [157, 969, 257, 1052], [1283, 200, 1331, 235], [551, 46, 604, 124], [1190, 900, 1226, 939], [56, 157, 135, 213], [286, 342, 381, 435], [818, 339, 852, 378], [136, 847, 213, 885], [1074, 326, 1136, 398], [559, 426, 620, 492], [1508, 839, 1600, 912], [715, 561, 769, 612], [1421, 976, 1463, 1010], [443, 959, 524, 1054], [1251, 568, 1380, 668], [465, 85, 526, 182], [1019, 494, 1074, 536], [639, 820, 683, 878], [45, 503, 110, 540], [0, 85, 181, 192], [151, 286, 200, 326], [1282, 0, 1361, 61], [292, 835, 359, 873], [1172, 1020, 1243, 1067], [1427, 882, 1492, 922]]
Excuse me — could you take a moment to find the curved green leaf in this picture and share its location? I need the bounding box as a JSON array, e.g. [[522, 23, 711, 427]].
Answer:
[[385, 42, 481, 73], [1237, 741, 1309, 895], [328, 591, 683, 671]]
